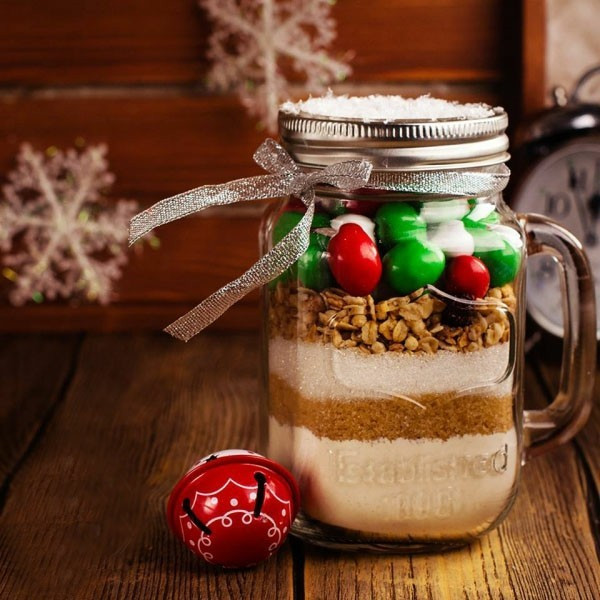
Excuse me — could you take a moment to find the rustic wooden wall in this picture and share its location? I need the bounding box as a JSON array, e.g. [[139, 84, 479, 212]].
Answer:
[[0, 0, 545, 331]]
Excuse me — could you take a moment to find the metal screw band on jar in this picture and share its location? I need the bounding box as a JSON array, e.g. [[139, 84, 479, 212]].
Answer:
[[278, 100, 510, 170]]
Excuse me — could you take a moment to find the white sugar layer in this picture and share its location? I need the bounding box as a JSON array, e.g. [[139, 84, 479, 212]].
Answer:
[[280, 92, 499, 122], [269, 337, 513, 399]]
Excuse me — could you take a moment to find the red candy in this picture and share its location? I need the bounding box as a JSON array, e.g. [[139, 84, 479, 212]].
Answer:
[[167, 450, 300, 568], [327, 223, 382, 296], [445, 255, 490, 299]]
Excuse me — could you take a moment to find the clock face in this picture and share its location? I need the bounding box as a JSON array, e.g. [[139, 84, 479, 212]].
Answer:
[[514, 138, 600, 339]]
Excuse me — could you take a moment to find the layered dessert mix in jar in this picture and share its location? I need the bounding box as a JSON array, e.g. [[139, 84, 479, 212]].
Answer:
[[260, 95, 526, 551]]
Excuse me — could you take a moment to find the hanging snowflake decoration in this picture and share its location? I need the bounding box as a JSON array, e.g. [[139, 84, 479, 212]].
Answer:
[[0, 144, 139, 306], [199, 0, 352, 131]]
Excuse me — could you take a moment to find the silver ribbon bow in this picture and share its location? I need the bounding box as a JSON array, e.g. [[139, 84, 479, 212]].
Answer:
[[130, 138, 511, 342], [129, 138, 372, 341]]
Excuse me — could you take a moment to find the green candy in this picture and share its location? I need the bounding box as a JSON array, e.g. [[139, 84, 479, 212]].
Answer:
[[311, 212, 331, 229], [297, 233, 334, 291], [272, 211, 330, 245], [328, 202, 347, 216], [474, 240, 521, 287], [273, 211, 301, 245], [383, 240, 446, 296], [468, 226, 520, 285], [463, 216, 498, 229], [374, 203, 427, 248], [270, 212, 331, 289], [480, 211, 500, 225], [462, 209, 500, 229]]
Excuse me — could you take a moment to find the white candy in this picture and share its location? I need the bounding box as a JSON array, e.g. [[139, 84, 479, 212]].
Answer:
[[429, 220, 474, 257], [330, 213, 376, 242], [470, 227, 504, 252], [465, 203, 496, 222], [490, 224, 524, 249], [420, 200, 470, 224]]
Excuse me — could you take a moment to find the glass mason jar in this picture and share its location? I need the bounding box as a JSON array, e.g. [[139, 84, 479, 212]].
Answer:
[[259, 102, 596, 552]]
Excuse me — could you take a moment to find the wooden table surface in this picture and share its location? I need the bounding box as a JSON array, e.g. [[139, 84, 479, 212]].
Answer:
[[0, 332, 598, 599]]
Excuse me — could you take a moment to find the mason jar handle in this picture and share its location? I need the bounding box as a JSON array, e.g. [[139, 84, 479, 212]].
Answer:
[[520, 213, 596, 458]]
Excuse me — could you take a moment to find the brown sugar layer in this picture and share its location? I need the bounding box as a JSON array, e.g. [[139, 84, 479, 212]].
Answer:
[[269, 283, 516, 356], [269, 374, 514, 441]]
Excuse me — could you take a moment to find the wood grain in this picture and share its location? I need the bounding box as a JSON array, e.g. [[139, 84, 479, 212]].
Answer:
[[0, 333, 294, 599], [0, 0, 209, 85], [0, 96, 264, 204], [0, 0, 507, 86], [0, 302, 260, 333], [521, 0, 547, 118], [302, 361, 600, 599], [0, 334, 80, 484]]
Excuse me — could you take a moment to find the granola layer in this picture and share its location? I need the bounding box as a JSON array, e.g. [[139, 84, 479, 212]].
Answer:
[[269, 283, 515, 355]]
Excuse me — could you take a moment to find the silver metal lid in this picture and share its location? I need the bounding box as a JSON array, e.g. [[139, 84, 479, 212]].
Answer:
[[278, 107, 509, 171]]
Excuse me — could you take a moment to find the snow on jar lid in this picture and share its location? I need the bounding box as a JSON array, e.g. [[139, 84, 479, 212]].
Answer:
[[278, 92, 509, 170], [167, 449, 300, 568]]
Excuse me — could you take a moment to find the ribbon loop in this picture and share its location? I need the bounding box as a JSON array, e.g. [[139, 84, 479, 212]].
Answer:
[[306, 160, 373, 192], [129, 173, 289, 244], [253, 137, 299, 175]]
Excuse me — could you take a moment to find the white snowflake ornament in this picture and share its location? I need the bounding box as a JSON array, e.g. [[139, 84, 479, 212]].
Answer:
[[200, 0, 352, 131], [0, 144, 138, 306]]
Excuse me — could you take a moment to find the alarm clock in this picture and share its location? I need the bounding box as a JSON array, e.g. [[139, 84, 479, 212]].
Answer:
[[512, 65, 600, 339]]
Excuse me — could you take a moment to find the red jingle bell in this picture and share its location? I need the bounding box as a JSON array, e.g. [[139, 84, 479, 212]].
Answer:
[[167, 450, 300, 568], [445, 254, 491, 299]]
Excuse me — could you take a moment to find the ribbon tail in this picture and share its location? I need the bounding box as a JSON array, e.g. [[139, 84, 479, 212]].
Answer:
[[129, 173, 290, 245], [164, 196, 315, 341]]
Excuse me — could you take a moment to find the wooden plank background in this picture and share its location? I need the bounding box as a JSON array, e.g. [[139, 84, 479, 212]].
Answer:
[[0, 0, 513, 85], [0, 0, 545, 331]]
